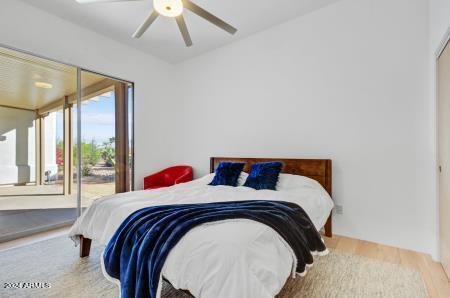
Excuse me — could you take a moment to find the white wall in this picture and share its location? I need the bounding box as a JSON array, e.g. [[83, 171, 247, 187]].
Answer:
[[0, 108, 61, 186], [0, 0, 176, 190], [430, 0, 450, 51], [43, 112, 57, 180], [0, 107, 36, 185], [171, 0, 435, 256]]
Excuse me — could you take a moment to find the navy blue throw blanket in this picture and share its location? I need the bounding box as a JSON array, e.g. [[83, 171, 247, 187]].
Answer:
[[103, 200, 326, 298]]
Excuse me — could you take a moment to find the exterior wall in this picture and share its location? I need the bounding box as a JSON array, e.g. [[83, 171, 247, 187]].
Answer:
[[0, 107, 36, 185], [43, 112, 58, 182], [0, 107, 57, 185]]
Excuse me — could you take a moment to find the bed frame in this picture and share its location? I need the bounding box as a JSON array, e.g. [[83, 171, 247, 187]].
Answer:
[[78, 157, 333, 258]]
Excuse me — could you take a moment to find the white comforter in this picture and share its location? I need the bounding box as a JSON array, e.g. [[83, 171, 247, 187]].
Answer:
[[69, 174, 333, 298]]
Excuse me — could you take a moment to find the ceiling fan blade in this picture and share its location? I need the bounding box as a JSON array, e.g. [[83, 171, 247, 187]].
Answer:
[[175, 15, 193, 47], [132, 10, 159, 38], [182, 0, 237, 35], [76, 0, 142, 3]]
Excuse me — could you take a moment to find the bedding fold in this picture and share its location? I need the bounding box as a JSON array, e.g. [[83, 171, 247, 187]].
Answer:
[[102, 200, 327, 298]]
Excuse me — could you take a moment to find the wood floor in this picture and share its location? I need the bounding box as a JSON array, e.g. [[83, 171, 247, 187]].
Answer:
[[323, 235, 450, 298]]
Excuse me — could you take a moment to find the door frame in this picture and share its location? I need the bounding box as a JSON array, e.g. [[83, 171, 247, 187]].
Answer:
[[435, 27, 450, 263]]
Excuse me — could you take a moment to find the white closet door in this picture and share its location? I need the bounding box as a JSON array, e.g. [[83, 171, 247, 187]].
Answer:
[[438, 39, 450, 279]]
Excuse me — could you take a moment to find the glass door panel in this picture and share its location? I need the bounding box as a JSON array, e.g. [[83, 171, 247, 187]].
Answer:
[[79, 70, 133, 210], [0, 45, 78, 242], [0, 45, 134, 242]]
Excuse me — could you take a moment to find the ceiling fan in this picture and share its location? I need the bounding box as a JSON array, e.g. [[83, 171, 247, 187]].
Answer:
[[75, 0, 237, 47]]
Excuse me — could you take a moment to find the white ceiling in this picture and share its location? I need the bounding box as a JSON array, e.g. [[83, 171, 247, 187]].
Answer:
[[19, 0, 341, 64]]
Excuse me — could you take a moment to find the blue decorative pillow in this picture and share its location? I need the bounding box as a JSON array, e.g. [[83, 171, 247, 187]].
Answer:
[[209, 162, 246, 187], [243, 162, 283, 190]]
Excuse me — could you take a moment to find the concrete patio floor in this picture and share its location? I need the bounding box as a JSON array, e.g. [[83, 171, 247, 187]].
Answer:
[[0, 209, 78, 242], [0, 183, 115, 210], [0, 183, 115, 242]]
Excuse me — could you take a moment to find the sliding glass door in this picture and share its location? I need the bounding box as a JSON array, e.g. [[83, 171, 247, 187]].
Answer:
[[0, 45, 133, 242]]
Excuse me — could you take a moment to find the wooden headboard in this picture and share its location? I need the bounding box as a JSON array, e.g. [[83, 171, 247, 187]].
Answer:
[[210, 157, 333, 237]]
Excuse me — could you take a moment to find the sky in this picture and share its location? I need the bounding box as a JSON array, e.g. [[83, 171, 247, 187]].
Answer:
[[56, 91, 116, 145]]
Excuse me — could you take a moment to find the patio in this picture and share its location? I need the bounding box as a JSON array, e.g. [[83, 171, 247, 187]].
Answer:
[[0, 182, 115, 242], [0, 183, 115, 210]]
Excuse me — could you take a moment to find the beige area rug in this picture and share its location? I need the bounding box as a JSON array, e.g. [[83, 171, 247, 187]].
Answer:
[[0, 236, 427, 298]]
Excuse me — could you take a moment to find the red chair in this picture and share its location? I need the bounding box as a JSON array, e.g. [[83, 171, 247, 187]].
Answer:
[[143, 166, 193, 190]]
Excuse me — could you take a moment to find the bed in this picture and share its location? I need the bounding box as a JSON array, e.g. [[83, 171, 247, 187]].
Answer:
[[70, 157, 333, 297]]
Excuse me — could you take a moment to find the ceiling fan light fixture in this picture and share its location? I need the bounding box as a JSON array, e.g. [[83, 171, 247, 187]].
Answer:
[[76, 0, 237, 45], [153, 0, 183, 17]]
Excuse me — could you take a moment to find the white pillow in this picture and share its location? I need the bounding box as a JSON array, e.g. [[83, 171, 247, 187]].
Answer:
[[200, 173, 215, 184], [237, 172, 249, 186], [276, 173, 321, 191]]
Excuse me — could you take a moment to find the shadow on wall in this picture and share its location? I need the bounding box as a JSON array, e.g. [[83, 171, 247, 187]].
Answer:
[[0, 107, 35, 186]]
